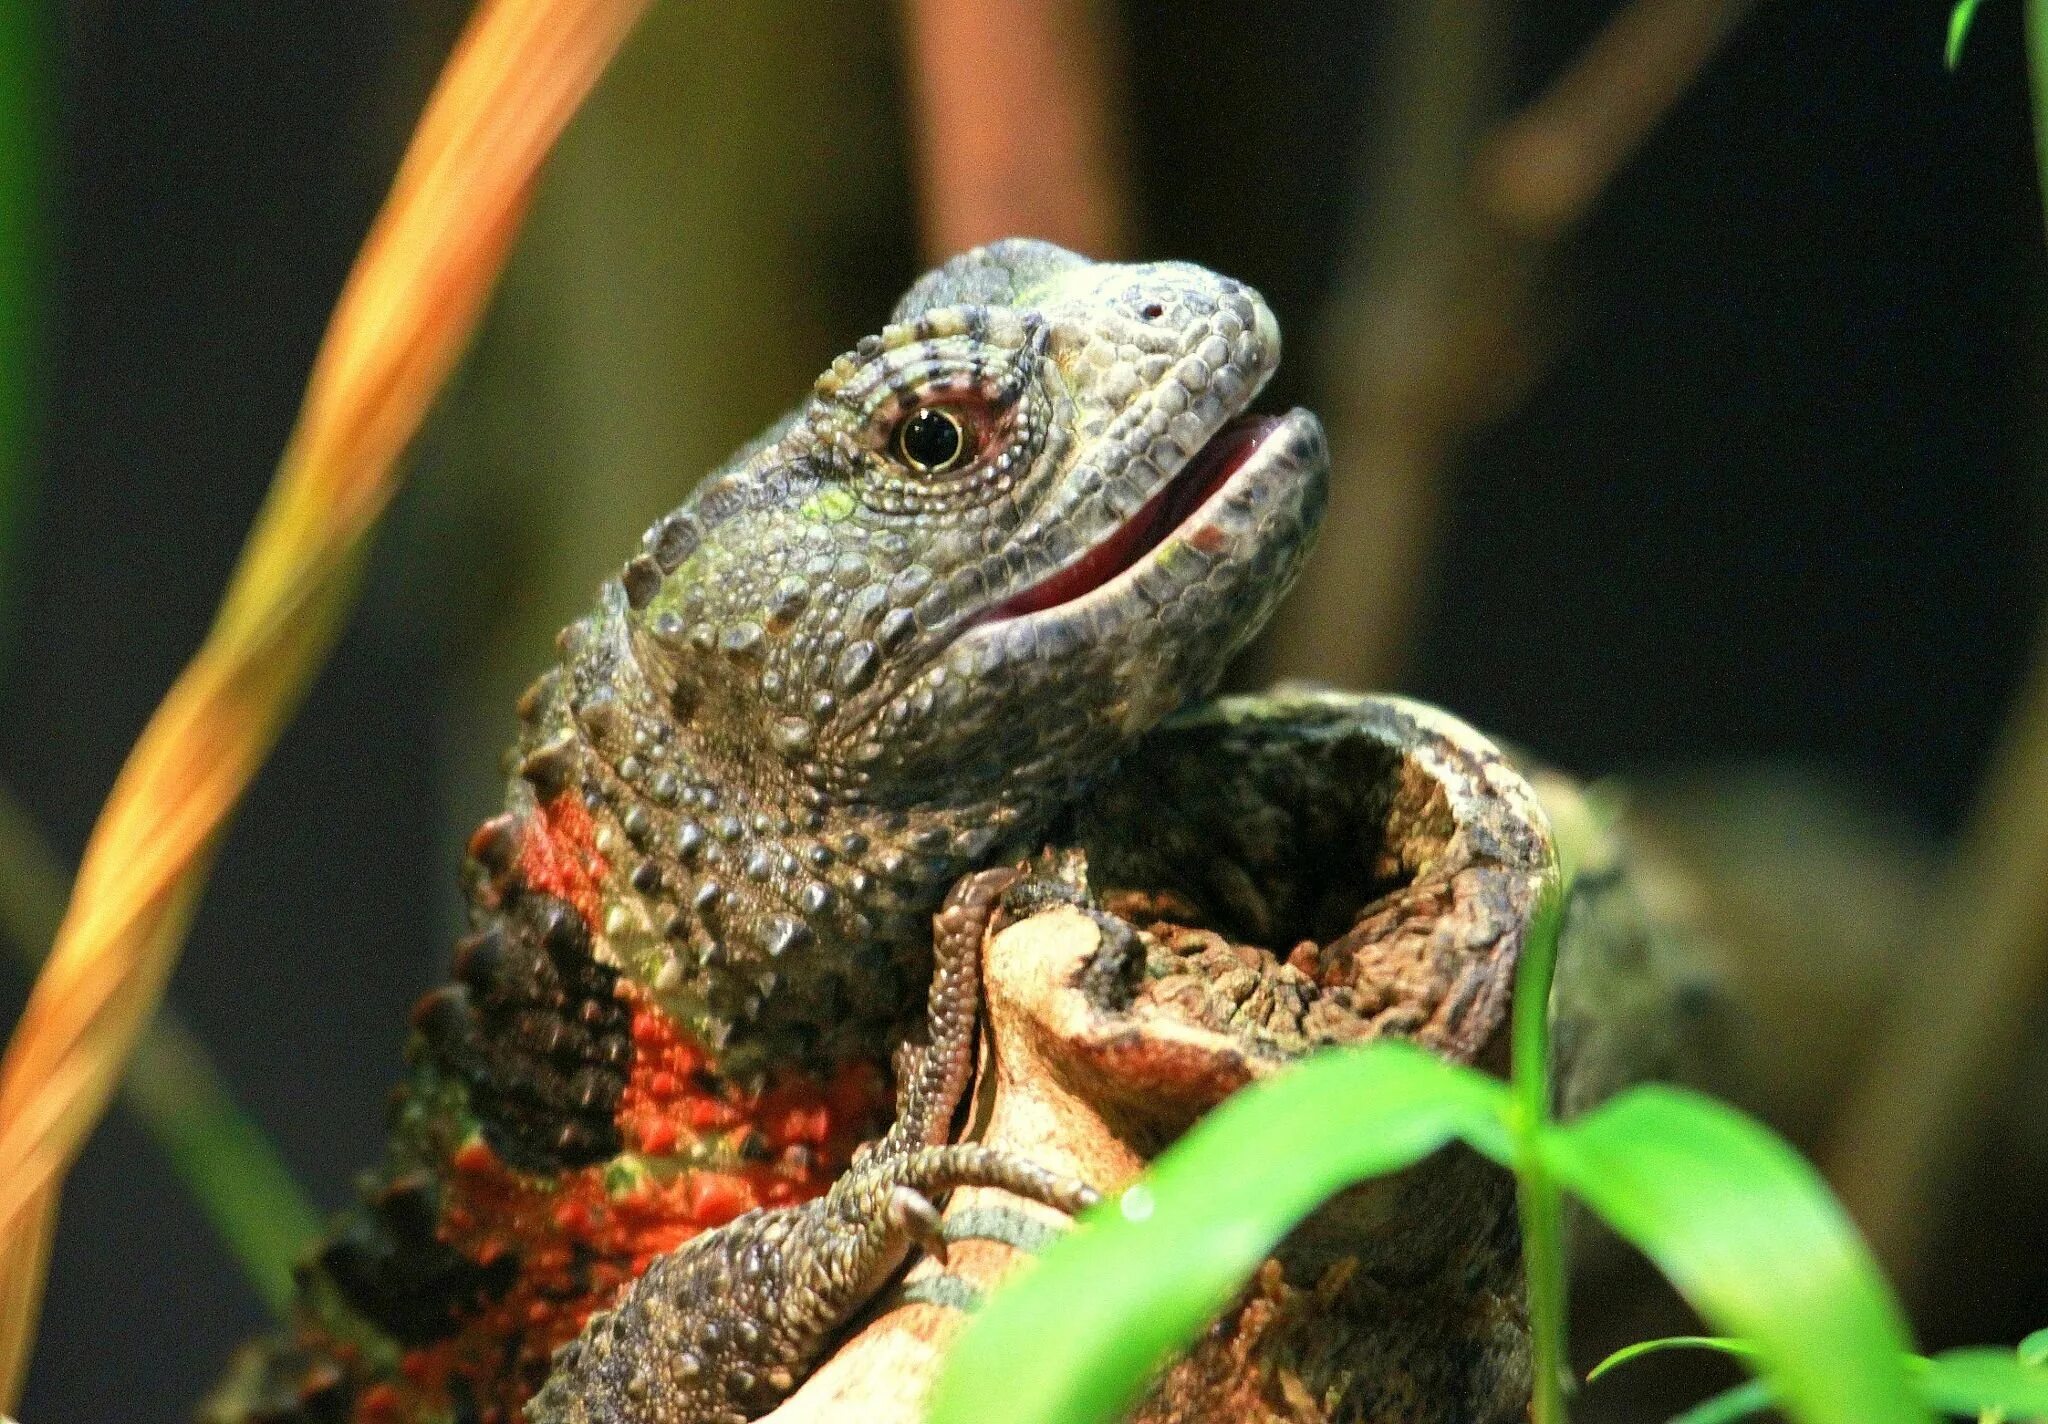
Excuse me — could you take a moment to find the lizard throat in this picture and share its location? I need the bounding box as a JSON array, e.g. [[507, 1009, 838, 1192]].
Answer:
[[981, 414, 1282, 621]]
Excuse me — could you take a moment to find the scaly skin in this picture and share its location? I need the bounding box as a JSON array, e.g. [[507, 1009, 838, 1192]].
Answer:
[[204, 239, 1328, 1424]]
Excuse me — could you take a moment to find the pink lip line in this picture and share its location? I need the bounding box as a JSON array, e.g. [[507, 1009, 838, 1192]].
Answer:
[[982, 415, 1282, 622]]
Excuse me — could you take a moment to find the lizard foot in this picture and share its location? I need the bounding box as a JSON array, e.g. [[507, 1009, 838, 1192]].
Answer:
[[526, 866, 1097, 1424], [526, 1139, 1096, 1424]]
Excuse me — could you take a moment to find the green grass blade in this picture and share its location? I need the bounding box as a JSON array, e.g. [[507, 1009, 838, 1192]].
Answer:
[[1587, 1335, 1757, 1383], [927, 1042, 1513, 1424], [2030, 0, 2048, 235], [1672, 1379, 1778, 1424], [1510, 880, 1567, 1119], [0, 785, 319, 1315], [1917, 1349, 2048, 1417], [1951, 0, 1992, 68], [1546, 1085, 1928, 1424], [118, 1019, 321, 1316], [1509, 879, 1569, 1424], [1592, 1335, 2048, 1418], [0, 0, 47, 669]]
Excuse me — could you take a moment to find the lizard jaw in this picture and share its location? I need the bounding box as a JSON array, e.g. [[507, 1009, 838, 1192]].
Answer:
[[938, 404, 1327, 744], [971, 406, 1326, 632], [981, 414, 1286, 622]]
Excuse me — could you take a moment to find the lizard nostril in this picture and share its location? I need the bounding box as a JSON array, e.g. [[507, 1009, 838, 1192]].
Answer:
[[1138, 301, 1164, 320]]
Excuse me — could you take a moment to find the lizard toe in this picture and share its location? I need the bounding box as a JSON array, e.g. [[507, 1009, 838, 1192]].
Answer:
[[885, 1184, 950, 1263]]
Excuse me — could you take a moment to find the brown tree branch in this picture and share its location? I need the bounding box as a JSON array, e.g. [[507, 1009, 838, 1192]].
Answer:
[[1477, 0, 1758, 243], [899, 0, 1129, 262], [1824, 634, 2048, 1285], [1258, 0, 1758, 690]]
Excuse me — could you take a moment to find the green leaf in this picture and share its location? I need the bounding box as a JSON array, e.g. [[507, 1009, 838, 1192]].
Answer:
[[1593, 1339, 2048, 1420], [1672, 1379, 1778, 1424], [1587, 1334, 1758, 1383], [1918, 1348, 2048, 1417], [1950, 0, 1992, 69], [1546, 1085, 1929, 1424], [2020, 1329, 2048, 1368], [926, 1042, 1512, 1424]]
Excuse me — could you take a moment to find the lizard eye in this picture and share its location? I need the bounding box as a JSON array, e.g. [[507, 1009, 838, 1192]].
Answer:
[[894, 406, 967, 473]]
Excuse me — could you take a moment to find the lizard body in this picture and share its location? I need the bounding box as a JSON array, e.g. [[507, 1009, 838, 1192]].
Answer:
[[206, 240, 1327, 1424]]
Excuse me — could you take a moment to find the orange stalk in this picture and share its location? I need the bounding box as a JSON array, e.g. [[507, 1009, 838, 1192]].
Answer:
[[0, 0, 651, 1401], [900, 0, 1129, 261]]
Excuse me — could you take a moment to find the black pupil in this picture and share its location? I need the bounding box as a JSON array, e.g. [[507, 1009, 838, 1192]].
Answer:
[[901, 408, 963, 469]]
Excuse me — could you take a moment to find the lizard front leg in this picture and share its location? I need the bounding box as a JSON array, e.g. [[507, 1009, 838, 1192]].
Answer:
[[526, 869, 1100, 1424]]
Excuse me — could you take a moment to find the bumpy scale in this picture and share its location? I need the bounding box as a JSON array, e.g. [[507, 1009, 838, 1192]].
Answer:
[[204, 239, 1328, 1424]]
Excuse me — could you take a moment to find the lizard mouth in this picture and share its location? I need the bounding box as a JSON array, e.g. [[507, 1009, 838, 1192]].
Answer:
[[983, 413, 1293, 622]]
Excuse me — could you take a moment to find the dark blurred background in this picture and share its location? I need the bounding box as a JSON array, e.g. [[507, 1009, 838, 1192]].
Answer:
[[3, 1, 2045, 1419]]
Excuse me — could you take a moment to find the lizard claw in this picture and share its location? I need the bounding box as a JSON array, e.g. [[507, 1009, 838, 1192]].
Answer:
[[885, 1185, 950, 1264]]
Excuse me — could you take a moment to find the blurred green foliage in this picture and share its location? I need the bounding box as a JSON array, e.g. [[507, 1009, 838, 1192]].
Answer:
[[1950, 0, 1991, 68], [0, 0, 45, 666]]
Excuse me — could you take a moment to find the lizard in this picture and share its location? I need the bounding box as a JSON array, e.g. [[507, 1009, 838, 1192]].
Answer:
[[204, 237, 1329, 1424]]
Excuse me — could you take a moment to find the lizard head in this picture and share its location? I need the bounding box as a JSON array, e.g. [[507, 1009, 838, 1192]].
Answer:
[[617, 238, 1326, 912]]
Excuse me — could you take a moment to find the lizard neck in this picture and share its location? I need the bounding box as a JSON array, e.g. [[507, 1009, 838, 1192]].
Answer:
[[496, 595, 1061, 1073]]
